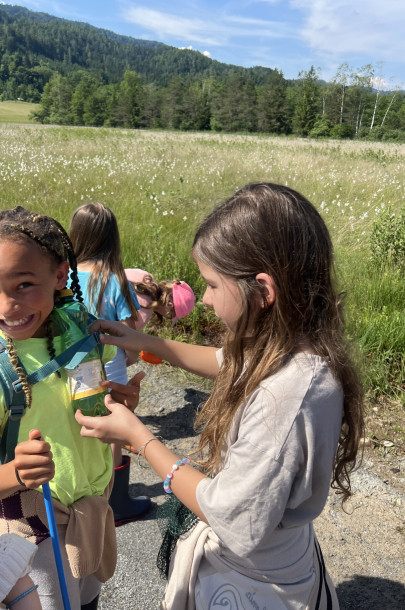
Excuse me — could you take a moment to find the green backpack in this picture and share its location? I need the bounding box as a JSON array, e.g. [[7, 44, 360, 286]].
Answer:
[[0, 296, 104, 464]]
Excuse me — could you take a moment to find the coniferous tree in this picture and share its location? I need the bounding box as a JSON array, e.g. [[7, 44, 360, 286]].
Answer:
[[180, 80, 211, 130], [161, 75, 187, 129], [116, 70, 142, 128], [292, 66, 321, 136], [31, 71, 72, 123], [82, 85, 109, 126], [257, 69, 289, 134], [210, 73, 256, 132], [139, 82, 162, 128], [70, 72, 99, 124]]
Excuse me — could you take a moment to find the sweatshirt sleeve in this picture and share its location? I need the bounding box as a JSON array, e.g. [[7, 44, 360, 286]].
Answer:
[[0, 534, 37, 601]]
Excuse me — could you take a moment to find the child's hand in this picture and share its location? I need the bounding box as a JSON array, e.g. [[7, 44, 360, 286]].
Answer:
[[101, 371, 146, 412], [13, 429, 55, 489], [75, 396, 142, 446], [90, 319, 143, 351]]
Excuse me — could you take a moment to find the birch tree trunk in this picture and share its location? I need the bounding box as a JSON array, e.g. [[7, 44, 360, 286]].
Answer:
[[381, 91, 397, 127], [370, 88, 380, 131]]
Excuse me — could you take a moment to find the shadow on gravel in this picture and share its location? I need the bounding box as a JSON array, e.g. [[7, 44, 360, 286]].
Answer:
[[337, 575, 405, 609], [129, 480, 164, 502], [139, 388, 210, 442]]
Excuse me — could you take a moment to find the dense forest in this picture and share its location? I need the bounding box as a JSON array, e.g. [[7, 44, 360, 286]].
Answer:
[[1, 3, 404, 140]]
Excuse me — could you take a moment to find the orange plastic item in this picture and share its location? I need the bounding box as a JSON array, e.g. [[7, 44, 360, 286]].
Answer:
[[140, 351, 163, 364]]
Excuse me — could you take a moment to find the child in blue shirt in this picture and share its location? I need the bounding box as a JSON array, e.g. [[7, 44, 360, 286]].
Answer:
[[69, 202, 151, 525]]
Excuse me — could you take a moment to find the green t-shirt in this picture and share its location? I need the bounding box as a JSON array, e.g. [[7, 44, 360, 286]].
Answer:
[[0, 334, 116, 507]]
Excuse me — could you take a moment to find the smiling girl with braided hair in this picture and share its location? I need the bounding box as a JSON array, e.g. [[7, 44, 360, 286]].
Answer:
[[0, 206, 124, 610]]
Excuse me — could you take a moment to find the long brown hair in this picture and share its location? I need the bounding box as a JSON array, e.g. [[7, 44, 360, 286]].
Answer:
[[192, 183, 364, 504], [69, 202, 138, 319], [0, 206, 83, 407], [132, 273, 178, 320]]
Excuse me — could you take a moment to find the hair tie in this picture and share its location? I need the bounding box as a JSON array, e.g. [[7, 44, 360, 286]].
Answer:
[[15, 468, 27, 488], [6, 584, 38, 608]]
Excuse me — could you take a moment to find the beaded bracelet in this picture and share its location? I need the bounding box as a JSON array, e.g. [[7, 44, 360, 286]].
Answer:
[[163, 457, 190, 494], [7, 584, 39, 608]]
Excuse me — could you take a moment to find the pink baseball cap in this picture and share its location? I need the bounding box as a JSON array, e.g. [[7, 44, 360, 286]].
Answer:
[[172, 281, 195, 320]]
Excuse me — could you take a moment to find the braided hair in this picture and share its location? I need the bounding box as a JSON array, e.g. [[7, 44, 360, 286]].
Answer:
[[0, 206, 82, 407]]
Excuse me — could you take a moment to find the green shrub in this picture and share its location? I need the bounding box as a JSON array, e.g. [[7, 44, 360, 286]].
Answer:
[[309, 117, 332, 138], [381, 129, 405, 142], [330, 123, 355, 139]]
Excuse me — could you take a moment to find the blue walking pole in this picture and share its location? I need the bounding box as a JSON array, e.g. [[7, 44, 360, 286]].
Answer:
[[42, 483, 71, 610]]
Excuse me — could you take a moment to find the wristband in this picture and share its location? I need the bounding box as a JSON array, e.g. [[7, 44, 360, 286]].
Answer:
[[7, 584, 39, 608], [136, 437, 158, 468], [163, 457, 190, 494], [14, 468, 27, 488]]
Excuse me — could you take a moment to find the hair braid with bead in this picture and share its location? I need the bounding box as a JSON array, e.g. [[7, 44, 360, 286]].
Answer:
[[0, 206, 82, 403], [5, 337, 33, 408]]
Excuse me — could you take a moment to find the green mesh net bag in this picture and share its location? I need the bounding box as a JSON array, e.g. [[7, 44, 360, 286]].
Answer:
[[156, 494, 199, 579]]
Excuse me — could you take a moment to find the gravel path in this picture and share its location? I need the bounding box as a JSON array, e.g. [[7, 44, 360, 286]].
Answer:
[[99, 363, 405, 610]]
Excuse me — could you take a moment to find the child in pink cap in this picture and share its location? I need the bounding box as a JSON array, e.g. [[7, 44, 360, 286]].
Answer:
[[125, 269, 195, 330], [125, 269, 196, 365]]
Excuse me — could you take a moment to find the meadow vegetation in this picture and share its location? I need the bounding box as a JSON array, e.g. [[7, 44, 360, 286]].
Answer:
[[0, 101, 38, 123], [0, 123, 403, 431]]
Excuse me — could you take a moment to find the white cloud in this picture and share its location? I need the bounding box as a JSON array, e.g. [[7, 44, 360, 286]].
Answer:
[[122, 5, 299, 47], [293, 0, 404, 62], [123, 7, 224, 46], [178, 46, 211, 58], [226, 15, 298, 38]]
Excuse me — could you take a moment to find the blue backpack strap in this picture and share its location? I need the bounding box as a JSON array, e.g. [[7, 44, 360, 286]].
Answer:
[[29, 332, 102, 378], [0, 337, 27, 410], [86, 313, 104, 363], [0, 337, 27, 464]]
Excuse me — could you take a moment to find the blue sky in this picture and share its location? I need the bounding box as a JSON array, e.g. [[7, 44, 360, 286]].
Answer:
[[5, 0, 405, 86]]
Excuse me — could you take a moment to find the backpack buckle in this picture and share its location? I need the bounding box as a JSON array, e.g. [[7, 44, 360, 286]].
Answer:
[[9, 404, 25, 421], [12, 379, 24, 393]]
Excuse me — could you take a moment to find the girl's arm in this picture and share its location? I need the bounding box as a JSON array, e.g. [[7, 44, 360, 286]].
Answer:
[[3, 573, 41, 610], [92, 319, 220, 379], [120, 315, 139, 365], [0, 430, 54, 495], [75, 396, 208, 521]]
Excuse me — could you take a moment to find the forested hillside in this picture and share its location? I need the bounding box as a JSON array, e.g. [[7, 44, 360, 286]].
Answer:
[[1, 3, 404, 140], [0, 3, 273, 97]]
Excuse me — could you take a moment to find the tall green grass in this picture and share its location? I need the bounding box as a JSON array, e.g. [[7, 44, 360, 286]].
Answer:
[[0, 124, 403, 404]]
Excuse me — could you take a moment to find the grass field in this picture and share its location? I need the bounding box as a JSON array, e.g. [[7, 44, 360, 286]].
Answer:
[[0, 101, 39, 123], [0, 123, 403, 437]]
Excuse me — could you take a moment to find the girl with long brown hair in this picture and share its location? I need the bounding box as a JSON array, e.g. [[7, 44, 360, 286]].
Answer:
[[76, 183, 364, 610], [69, 202, 151, 525]]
